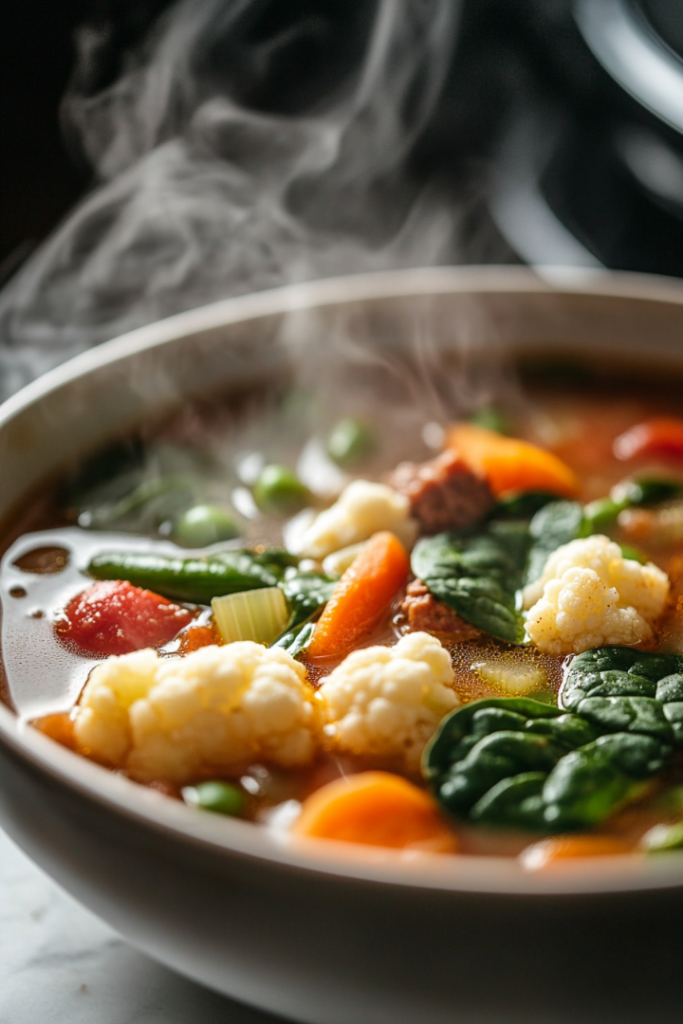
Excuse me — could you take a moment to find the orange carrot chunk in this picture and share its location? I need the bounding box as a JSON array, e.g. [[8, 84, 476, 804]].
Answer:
[[446, 423, 579, 499], [520, 834, 631, 870], [178, 622, 223, 654], [307, 531, 410, 660], [293, 771, 458, 852]]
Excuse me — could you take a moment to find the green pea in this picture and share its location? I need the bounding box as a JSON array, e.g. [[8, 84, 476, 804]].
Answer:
[[326, 418, 374, 466], [642, 821, 683, 853], [253, 465, 310, 514], [172, 504, 240, 548], [469, 408, 512, 436], [182, 781, 246, 817]]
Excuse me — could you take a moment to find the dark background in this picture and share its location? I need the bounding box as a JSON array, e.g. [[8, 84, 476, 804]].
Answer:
[[3, 0, 683, 286]]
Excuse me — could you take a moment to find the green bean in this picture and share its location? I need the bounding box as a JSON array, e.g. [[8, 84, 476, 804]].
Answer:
[[583, 496, 629, 532], [88, 550, 281, 603]]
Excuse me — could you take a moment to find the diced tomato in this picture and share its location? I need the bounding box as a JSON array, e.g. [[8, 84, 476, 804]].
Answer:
[[56, 579, 193, 656], [614, 418, 683, 461]]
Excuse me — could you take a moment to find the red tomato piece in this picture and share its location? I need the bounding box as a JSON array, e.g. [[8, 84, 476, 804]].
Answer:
[[56, 580, 193, 656], [614, 418, 683, 461]]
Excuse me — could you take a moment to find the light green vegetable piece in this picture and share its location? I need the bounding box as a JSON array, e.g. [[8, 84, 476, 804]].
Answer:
[[212, 587, 289, 644], [182, 781, 246, 817]]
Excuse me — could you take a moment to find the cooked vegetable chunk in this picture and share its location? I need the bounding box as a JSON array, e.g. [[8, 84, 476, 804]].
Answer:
[[296, 480, 417, 559], [387, 450, 494, 534], [292, 771, 457, 852], [424, 647, 683, 832], [473, 659, 547, 696], [212, 587, 289, 645], [73, 643, 320, 782], [523, 535, 669, 655], [447, 423, 579, 498], [319, 632, 459, 771], [307, 532, 410, 659], [56, 580, 192, 656]]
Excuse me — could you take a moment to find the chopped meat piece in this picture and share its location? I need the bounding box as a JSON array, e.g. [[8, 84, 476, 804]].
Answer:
[[400, 579, 482, 639], [387, 450, 494, 535]]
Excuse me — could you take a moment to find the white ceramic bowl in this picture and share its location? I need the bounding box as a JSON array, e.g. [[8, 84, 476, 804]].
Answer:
[[2, 267, 683, 1024]]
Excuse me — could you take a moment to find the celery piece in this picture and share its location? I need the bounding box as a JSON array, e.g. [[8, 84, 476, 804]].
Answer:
[[212, 587, 289, 645]]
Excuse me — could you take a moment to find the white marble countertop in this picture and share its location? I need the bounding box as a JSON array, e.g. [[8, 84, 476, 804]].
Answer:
[[0, 828, 284, 1023]]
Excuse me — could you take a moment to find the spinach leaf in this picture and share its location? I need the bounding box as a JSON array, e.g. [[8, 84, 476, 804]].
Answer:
[[271, 570, 335, 658], [559, 646, 683, 744], [272, 620, 317, 658], [424, 646, 683, 833], [524, 500, 588, 586], [279, 571, 336, 631], [411, 521, 530, 644], [493, 491, 558, 519]]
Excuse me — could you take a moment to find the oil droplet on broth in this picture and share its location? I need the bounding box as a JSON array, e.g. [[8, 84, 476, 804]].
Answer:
[[13, 546, 70, 575]]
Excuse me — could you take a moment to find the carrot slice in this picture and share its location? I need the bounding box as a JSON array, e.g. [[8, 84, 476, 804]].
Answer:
[[178, 622, 223, 654], [446, 423, 579, 498], [520, 835, 631, 870], [34, 712, 76, 751], [292, 771, 458, 852], [307, 531, 410, 660]]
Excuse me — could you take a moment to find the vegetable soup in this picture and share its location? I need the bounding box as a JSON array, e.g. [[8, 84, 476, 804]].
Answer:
[[5, 361, 683, 868]]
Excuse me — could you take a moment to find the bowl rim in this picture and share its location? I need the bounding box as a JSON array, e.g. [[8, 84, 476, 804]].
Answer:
[[4, 263, 683, 897]]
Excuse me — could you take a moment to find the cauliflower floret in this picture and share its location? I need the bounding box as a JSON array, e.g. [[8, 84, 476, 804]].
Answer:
[[318, 632, 459, 771], [297, 480, 417, 559], [522, 535, 669, 656], [73, 642, 320, 783]]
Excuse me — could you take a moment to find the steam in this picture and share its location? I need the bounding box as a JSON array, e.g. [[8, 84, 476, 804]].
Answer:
[[0, 0, 471, 398]]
